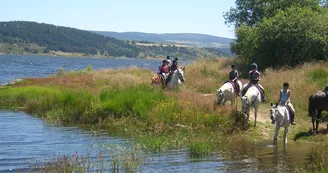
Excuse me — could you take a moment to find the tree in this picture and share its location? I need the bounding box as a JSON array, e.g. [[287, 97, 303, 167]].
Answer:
[[224, 0, 321, 28], [232, 7, 328, 69], [24, 47, 30, 52]]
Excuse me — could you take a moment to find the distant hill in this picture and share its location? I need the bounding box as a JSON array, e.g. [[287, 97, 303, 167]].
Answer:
[[92, 31, 233, 48], [0, 21, 140, 57], [0, 21, 233, 59]]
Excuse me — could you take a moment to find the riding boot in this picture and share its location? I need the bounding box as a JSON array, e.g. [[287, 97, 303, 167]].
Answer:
[[165, 78, 169, 87], [234, 81, 240, 96], [290, 112, 296, 125], [241, 88, 246, 96], [262, 90, 267, 102]]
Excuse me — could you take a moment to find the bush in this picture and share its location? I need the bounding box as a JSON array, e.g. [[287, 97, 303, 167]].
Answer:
[[232, 7, 328, 69]]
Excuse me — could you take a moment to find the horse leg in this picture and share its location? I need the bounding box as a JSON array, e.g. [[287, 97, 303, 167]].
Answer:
[[312, 116, 316, 132], [273, 124, 279, 145], [254, 107, 258, 127], [222, 98, 227, 106], [316, 111, 322, 134], [283, 127, 288, 145]]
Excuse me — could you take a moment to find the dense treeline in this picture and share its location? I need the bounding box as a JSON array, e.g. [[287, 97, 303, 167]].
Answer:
[[0, 21, 232, 59], [0, 21, 140, 57], [225, 0, 328, 69]]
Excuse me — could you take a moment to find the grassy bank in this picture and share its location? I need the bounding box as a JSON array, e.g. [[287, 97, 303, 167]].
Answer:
[[2, 58, 328, 171]]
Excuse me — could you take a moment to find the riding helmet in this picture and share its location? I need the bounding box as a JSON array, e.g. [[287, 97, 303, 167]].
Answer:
[[251, 63, 258, 69]]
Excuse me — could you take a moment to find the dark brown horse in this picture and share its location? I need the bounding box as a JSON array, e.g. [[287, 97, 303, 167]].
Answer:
[[308, 91, 328, 133]]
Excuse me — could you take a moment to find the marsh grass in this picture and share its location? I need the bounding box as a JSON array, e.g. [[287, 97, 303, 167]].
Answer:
[[4, 58, 328, 171], [27, 144, 144, 173]]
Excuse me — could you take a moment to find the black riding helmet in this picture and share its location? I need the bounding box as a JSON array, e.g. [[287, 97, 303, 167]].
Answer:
[[283, 82, 289, 87]]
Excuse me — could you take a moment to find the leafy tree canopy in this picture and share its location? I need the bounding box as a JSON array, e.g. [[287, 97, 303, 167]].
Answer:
[[224, 0, 322, 28]]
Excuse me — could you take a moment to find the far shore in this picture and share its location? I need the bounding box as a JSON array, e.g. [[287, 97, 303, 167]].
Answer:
[[0, 51, 162, 60]]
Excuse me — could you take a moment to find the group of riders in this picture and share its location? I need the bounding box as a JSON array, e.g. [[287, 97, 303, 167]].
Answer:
[[157, 56, 179, 87], [155, 57, 297, 125], [227, 63, 296, 125]]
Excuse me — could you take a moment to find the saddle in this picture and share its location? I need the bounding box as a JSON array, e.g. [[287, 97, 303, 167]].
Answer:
[[242, 84, 264, 100], [226, 81, 240, 94]]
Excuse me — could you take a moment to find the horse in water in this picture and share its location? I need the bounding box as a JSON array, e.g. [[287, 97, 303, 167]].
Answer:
[[167, 68, 185, 89], [241, 85, 262, 126], [308, 90, 328, 133], [217, 80, 242, 106], [270, 103, 290, 145]]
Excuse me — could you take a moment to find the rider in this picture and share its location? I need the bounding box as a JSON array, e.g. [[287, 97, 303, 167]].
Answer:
[[158, 60, 169, 81], [228, 64, 240, 95], [166, 59, 179, 87], [278, 82, 296, 125], [241, 63, 267, 102], [166, 56, 171, 66]]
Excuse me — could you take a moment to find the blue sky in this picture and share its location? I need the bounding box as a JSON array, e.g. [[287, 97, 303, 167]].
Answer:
[[1, 0, 236, 38]]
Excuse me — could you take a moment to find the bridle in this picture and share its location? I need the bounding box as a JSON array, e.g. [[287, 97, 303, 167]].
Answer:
[[242, 93, 259, 113], [176, 69, 185, 82], [217, 90, 224, 104]]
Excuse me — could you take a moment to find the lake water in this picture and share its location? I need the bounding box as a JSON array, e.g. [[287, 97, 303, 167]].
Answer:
[[0, 55, 315, 172], [0, 54, 165, 85]]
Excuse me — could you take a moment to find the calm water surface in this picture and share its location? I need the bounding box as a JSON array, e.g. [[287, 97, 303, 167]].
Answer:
[[0, 55, 314, 172]]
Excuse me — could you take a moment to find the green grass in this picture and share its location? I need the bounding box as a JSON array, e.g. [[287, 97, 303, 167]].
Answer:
[[188, 142, 212, 158], [307, 68, 327, 87]]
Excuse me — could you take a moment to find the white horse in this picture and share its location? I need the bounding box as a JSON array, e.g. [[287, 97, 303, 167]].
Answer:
[[270, 103, 290, 145], [217, 80, 242, 106], [168, 68, 185, 89], [241, 85, 262, 126]]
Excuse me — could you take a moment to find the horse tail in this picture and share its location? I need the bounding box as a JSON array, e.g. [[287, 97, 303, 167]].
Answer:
[[308, 95, 316, 117]]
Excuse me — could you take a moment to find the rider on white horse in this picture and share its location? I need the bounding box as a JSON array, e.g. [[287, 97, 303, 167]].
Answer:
[[217, 65, 242, 105], [165, 58, 179, 87], [277, 82, 296, 125], [270, 103, 290, 145], [228, 64, 241, 96], [241, 63, 267, 102]]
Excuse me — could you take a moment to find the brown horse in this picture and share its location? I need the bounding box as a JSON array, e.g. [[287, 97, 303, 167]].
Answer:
[[151, 74, 165, 88], [308, 91, 328, 133]]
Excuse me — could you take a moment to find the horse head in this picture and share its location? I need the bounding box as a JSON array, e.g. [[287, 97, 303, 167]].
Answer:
[[270, 103, 278, 124], [177, 68, 185, 83], [217, 89, 224, 105], [241, 96, 250, 113]]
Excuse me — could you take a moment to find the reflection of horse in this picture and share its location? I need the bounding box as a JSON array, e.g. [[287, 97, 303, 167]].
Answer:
[[217, 80, 242, 106], [270, 103, 290, 145], [308, 91, 328, 133], [167, 68, 185, 89], [241, 85, 262, 126]]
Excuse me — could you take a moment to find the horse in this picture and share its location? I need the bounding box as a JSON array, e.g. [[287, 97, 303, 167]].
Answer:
[[308, 91, 328, 133], [167, 68, 185, 89], [270, 103, 290, 145], [217, 80, 242, 106], [241, 84, 262, 126]]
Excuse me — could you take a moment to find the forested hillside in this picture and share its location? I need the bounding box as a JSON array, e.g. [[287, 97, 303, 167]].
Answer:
[[92, 31, 233, 48], [0, 21, 140, 57], [0, 21, 233, 58]]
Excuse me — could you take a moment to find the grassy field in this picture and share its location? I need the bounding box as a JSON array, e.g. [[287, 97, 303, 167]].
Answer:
[[2, 58, 328, 172]]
